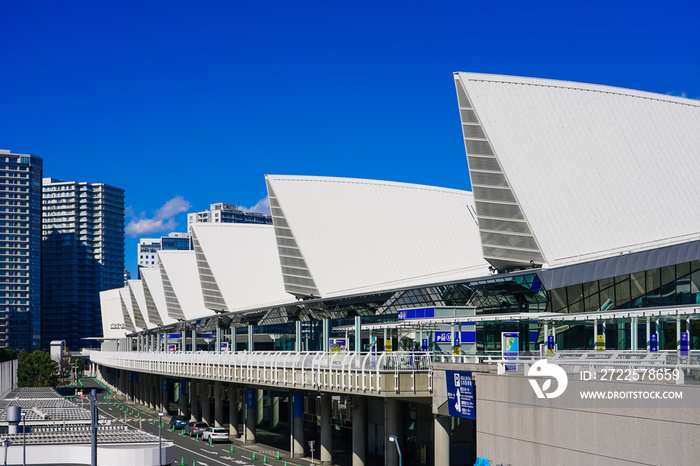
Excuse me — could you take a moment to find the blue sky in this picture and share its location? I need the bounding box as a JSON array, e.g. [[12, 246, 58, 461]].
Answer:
[[1, 1, 699, 274]]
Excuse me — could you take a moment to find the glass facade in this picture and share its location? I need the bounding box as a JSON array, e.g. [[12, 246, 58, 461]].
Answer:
[[42, 179, 125, 350], [0, 152, 42, 351]]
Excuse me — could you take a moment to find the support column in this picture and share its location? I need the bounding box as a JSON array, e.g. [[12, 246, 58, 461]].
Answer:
[[385, 398, 398, 466], [323, 319, 330, 352], [320, 393, 332, 465], [214, 382, 224, 427], [631, 317, 638, 350], [270, 396, 280, 429], [646, 317, 651, 351], [229, 385, 240, 438], [292, 392, 304, 458], [245, 388, 256, 444], [355, 316, 362, 354], [202, 383, 212, 425], [192, 327, 197, 352], [593, 319, 597, 351], [677, 316, 682, 354], [296, 321, 302, 352], [352, 396, 366, 466], [178, 380, 188, 417], [256, 389, 264, 426], [434, 414, 450, 466], [216, 325, 221, 353], [191, 382, 200, 422], [248, 324, 254, 353]]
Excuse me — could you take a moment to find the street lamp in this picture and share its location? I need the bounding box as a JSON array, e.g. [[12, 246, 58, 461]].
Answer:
[[2, 439, 10, 466], [158, 412, 164, 466], [21, 410, 26, 466], [389, 435, 402, 466]]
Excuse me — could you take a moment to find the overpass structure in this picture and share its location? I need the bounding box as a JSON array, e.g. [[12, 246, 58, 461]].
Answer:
[[94, 73, 700, 466]]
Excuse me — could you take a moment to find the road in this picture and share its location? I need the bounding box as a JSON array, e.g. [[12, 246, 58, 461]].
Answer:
[[81, 378, 315, 466]]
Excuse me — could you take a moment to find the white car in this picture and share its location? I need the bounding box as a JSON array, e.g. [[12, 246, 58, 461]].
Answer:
[[202, 427, 229, 443]]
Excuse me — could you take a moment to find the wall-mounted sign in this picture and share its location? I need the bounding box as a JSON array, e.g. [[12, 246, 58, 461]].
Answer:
[[446, 370, 475, 419]]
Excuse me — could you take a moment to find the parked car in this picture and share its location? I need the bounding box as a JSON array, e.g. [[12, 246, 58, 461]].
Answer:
[[202, 427, 229, 443], [184, 422, 197, 436], [188, 422, 209, 437], [169, 415, 188, 429]]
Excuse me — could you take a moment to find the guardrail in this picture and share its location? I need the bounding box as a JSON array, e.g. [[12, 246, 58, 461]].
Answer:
[[89, 350, 434, 395]]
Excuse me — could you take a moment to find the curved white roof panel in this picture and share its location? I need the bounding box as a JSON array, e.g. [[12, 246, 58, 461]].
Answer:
[[118, 286, 139, 331], [99, 289, 128, 339], [454, 72, 700, 270], [266, 175, 490, 298], [157, 250, 215, 320], [192, 223, 292, 312], [140, 267, 176, 326], [127, 280, 150, 329]]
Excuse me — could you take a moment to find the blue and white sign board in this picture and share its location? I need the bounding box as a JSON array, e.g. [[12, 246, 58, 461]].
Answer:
[[161, 333, 182, 339], [681, 332, 689, 356], [220, 342, 229, 352], [502, 332, 518, 371], [435, 331, 475, 344], [446, 370, 475, 419], [422, 338, 428, 351], [547, 335, 555, 356], [650, 333, 658, 353], [398, 308, 436, 321]]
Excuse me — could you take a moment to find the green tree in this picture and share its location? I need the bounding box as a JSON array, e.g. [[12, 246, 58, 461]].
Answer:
[[0, 348, 17, 362], [18, 350, 58, 387]]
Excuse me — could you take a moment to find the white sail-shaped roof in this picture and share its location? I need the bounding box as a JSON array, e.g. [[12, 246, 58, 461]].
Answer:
[[266, 175, 490, 298], [140, 267, 176, 326], [158, 250, 214, 320], [100, 288, 129, 339], [192, 223, 292, 312], [127, 280, 150, 329], [118, 286, 140, 331], [454, 72, 700, 270]]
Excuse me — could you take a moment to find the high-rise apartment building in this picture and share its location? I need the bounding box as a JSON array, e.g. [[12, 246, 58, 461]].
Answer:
[[41, 178, 125, 350], [187, 203, 272, 230], [0, 150, 42, 351], [137, 232, 192, 273]]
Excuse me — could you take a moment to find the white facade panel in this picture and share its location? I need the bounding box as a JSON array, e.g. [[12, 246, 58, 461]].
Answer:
[[127, 280, 150, 329], [266, 175, 490, 298], [100, 289, 128, 339], [192, 224, 292, 311], [456, 72, 700, 267], [157, 250, 214, 320], [140, 268, 176, 326], [118, 287, 139, 331]]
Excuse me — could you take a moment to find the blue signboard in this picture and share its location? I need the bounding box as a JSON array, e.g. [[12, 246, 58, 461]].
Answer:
[[681, 332, 689, 356], [398, 308, 436, 321], [446, 371, 475, 419], [650, 333, 658, 353], [435, 331, 476, 344], [422, 339, 428, 351], [180, 379, 187, 396], [162, 378, 168, 392], [246, 389, 255, 409], [160, 333, 181, 339], [547, 335, 555, 355]]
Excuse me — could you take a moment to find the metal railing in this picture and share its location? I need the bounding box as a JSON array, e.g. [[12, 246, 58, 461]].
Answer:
[[89, 350, 434, 395]]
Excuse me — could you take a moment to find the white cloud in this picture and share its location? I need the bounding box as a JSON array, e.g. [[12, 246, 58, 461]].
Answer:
[[125, 196, 192, 237], [242, 196, 271, 216]]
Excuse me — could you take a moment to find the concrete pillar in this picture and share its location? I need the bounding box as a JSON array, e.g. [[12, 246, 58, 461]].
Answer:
[[229, 385, 240, 438], [248, 324, 254, 353], [245, 388, 256, 444], [352, 396, 366, 466], [355, 316, 362, 353], [385, 398, 398, 466], [214, 382, 224, 427], [191, 382, 200, 422], [320, 393, 332, 465], [270, 396, 280, 429], [202, 383, 212, 425], [434, 414, 450, 466], [178, 380, 188, 417], [256, 389, 264, 426], [295, 321, 302, 352], [192, 327, 197, 352], [292, 392, 304, 458]]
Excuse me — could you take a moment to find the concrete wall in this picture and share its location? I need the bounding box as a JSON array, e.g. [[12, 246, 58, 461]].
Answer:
[[475, 372, 700, 466], [0, 359, 17, 399]]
